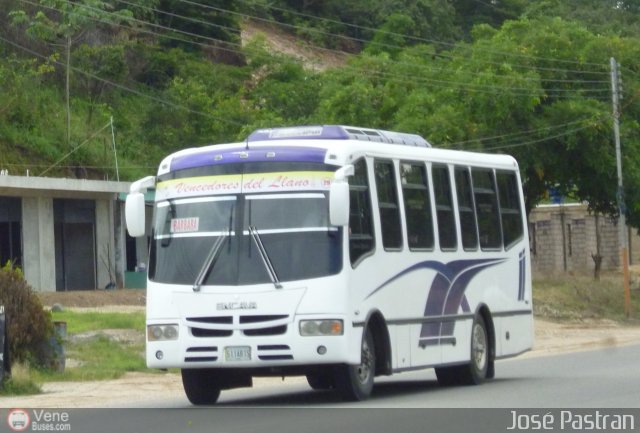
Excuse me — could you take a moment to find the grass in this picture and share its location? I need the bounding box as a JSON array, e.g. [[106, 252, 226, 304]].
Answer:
[[0, 364, 42, 396], [1, 311, 148, 395], [533, 272, 640, 323], [51, 310, 145, 334], [2, 273, 639, 396]]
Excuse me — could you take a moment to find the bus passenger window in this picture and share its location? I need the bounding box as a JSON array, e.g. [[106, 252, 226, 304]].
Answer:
[[472, 169, 502, 250], [375, 160, 402, 250], [401, 162, 434, 250], [349, 159, 375, 265], [455, 167, 479, 251], [432, 164, 457, 251], [497, 171, 524, 249]]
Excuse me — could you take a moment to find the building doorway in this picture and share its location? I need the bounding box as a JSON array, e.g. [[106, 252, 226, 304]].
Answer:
[[0, 197, 22, 269], [54, 199, 97, 291]]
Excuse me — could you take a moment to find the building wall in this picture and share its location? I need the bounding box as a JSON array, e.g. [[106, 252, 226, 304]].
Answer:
[[1, 175, 130, 292], [21, 197, 56, 292], [529, 204, 636, 275]]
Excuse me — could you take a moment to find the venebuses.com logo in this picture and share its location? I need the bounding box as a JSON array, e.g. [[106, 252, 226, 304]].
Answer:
[[7, 409, 30, 432], [6, 409, 72, 432]]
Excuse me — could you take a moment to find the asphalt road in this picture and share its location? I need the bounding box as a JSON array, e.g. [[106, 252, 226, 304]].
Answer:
[[142, 344, 640, 409], [7, 346, 640, 433]]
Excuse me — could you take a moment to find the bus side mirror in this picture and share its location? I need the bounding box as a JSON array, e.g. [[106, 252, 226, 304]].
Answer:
[[330, 165, 354, 226], [125, 175, 155, 238], [125, 193, 146, 237]]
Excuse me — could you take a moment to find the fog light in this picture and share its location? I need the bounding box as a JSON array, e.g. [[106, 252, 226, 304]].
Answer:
[[156, 350, 164, 360], [148, 324, 179, 341], [317, 345, 327, 355]]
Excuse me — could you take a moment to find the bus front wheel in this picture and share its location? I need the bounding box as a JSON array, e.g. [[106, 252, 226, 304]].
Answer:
[[181, 368, 222, 405], [335, 328, 375, 401]]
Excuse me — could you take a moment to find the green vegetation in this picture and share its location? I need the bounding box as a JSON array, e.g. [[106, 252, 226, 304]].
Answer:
[[0, 364, 42, 396], [1, 310, 147, 395], [31, 334, 146, 383], [534, 273, 640, 323], [0, 263, 53, 367], [2, 0, 640, 227], [0, 274, 638, 396], [52, 310, 145, 334]]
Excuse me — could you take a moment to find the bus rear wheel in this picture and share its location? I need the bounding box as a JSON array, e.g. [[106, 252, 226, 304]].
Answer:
[[181, 368, 222, 405], [463, 314, 489, 385], [435, 314, 490, 386], [335, 328, 375, 401]]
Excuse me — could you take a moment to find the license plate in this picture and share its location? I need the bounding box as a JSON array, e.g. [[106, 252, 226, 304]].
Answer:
[[224, 346, 251, 362]]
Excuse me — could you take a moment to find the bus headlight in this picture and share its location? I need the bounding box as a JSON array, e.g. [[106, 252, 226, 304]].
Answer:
[[148, 324, 179, 341], [300, 320, 343, 336]]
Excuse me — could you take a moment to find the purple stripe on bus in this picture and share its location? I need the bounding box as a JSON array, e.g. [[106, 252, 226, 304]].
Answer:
[[170, 146, 328, 172]]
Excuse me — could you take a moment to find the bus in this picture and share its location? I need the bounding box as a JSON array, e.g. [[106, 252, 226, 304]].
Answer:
[[125, 125, 533, 405]]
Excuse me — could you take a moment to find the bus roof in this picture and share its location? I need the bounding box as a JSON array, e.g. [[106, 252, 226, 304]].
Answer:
[[157, 126, 518, 176]]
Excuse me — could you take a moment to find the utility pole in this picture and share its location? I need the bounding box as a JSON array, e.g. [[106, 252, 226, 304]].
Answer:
[[610, 57, 632, 317]]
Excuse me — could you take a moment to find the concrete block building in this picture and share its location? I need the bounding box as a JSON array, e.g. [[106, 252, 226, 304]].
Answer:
[[0, 175, 132, 292], [529, 203, 640, 274]]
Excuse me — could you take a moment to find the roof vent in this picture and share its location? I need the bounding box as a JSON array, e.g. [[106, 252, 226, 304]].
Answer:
[[247, 125, 431, 148]]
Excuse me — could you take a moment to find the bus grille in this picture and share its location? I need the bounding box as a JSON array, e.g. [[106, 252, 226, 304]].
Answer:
[[185, 346, 219, 363], [187, 314, 290, 338]]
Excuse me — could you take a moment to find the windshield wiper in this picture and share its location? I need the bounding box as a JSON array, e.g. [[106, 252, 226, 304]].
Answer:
[[249, 226, 282, 289], [192, 228, 229, 292]]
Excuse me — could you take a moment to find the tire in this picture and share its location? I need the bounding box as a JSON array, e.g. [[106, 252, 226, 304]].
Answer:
[[435, 365, 461, 386], [335, 328, 375, 401], [181, 369, 222, 405], [306, 371, 335, 390], [459, 314, 490, 385], [436, 314, 490, 387]]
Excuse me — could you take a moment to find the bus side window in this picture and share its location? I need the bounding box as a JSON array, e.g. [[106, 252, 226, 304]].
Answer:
[[349, 159, 375, 265], [454, 166, 479, 251], [432, 164, 457, 251], [472, 168, 502, 250], [374, 159, 403, 250], [497, 171, 524, 249], [401, 162, 434, 250]]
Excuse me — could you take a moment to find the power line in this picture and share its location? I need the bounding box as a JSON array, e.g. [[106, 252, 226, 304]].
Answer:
[[484, 123, 604, 151], [23, 0, 613, 98], [21, 0, 612, 99], [449, 118, 598, 148], [203, 0, 611, 71], [0, 34, 245, 126]]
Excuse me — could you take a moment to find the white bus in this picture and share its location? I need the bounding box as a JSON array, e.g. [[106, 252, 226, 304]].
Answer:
[[125, 125, 533, 405]]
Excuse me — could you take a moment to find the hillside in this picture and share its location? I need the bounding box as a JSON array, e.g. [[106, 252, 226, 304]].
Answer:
[[2, 0, 640, 227], [241, 20, 348, 71]]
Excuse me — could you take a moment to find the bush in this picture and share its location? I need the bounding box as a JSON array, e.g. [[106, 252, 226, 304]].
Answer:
[[0, 262, 53, 368]]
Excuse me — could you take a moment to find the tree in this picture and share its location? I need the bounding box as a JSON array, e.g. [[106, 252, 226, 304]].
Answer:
[[10, 0, 132, 147]]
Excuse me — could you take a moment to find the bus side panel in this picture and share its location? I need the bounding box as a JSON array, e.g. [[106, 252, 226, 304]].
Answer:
[[494, 314, 534, 358], [410, 323, 442, 368]]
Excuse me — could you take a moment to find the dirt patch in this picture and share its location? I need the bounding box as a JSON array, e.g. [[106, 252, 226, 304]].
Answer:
[[9, 290, 640, 407], [241, 20, 349, 71], [37, 289, 146, 309], [2, 318, 640, 408]]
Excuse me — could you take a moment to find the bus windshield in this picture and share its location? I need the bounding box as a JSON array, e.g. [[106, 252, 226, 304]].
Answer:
[[149, 168, 343, 286]]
